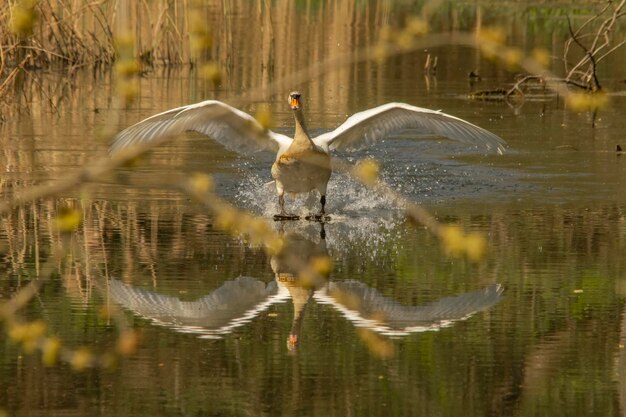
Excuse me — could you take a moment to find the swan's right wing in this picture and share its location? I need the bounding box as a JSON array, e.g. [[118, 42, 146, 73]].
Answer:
[[110, 100, 292, 155], [317, 281, 503, 335], [108, 277, 285, 336]]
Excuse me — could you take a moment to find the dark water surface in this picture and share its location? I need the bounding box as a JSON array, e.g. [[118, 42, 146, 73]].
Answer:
[[2, 2, 626, 416]]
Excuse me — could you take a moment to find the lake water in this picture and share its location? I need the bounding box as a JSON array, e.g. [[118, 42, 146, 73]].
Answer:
[[2, 1, 626, 416]]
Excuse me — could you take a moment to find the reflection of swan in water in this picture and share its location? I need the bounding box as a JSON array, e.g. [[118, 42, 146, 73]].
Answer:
[[108, 225, 503, 347], [110, 92, 505, 218], [269, 224, 329, 350]]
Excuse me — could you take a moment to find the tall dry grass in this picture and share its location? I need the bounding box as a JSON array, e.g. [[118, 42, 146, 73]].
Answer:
[[1, 0, 200, 70], [1, 0, 394, 109]]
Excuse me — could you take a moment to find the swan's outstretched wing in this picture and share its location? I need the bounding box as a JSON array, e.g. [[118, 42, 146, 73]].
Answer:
[[316, 281, 503, 336], [108, 277, 287, 337], [110, 100, 292, 155], [312, 103, 506, 154]]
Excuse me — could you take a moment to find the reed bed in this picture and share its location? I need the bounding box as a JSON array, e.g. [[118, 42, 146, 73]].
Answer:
[[0, 0, 207, 71]]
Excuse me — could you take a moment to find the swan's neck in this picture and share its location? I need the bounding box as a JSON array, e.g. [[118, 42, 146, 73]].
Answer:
[[292, 109, 313, 148]]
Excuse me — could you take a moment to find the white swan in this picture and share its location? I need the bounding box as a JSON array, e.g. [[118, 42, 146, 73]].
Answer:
[[111, 92, 506, 219]]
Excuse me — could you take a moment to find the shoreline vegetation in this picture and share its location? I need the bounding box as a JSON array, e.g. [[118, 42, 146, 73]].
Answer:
[[0, 1, 623, 116], [1, 1, 623, 72]]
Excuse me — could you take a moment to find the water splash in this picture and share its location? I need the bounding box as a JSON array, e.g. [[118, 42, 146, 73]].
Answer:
[[234, 172, 405, 255], [232, 140, 528, 257], [235, 172, 403, 217]]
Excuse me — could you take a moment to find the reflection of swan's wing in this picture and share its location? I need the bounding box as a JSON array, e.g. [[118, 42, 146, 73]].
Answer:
[[108, 277, 289, 338], [312, 103, 505, 154], [109, 100, 292, 155], [316, 281, 503, 336]]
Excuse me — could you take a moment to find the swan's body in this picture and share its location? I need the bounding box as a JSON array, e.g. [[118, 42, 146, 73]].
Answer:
[[111, 92, 506, 217]]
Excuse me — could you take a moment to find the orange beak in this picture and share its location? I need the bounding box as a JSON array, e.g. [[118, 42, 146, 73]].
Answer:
[[290, 96, 300, 110]]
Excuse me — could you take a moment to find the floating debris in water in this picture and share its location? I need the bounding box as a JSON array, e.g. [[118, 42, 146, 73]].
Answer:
[[469, 89, 509, 101]]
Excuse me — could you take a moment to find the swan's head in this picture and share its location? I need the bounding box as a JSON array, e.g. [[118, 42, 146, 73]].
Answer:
[[288, 91, 302, 110]]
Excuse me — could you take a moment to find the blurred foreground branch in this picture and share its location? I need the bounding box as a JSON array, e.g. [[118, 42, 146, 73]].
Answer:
[[0, 18, 560, 367]]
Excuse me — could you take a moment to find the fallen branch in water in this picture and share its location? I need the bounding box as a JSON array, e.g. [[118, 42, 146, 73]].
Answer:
[[467, 1, 625, 127]]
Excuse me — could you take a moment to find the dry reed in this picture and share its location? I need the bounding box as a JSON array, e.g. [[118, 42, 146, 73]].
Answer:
[[0, 0, 229, 72]]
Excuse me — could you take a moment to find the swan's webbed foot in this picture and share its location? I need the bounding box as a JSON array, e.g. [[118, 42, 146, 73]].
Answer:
[[305, 194, 330, 221], [274, 194, 299, 221]]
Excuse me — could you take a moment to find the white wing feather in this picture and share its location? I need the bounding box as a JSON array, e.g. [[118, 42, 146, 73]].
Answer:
[[313, 103, 506, 154], [110, 100, 292, 155]]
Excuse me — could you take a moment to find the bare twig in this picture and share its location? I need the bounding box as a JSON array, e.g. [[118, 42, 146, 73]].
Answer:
[[596, 38, 626, 63], [506, 75, 543, 97], [564, 0, 626, 91], [563, 1, 612, 75], [566, 15, 601, 91]]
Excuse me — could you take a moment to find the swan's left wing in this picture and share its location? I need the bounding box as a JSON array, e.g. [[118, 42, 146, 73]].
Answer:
[[312, 103, 506, 154], [109, 100, 292, 156]]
